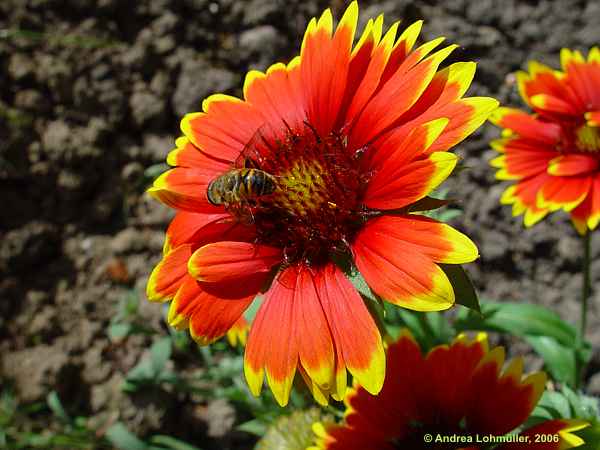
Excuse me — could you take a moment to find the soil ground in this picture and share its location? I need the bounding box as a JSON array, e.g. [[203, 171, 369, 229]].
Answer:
[[1, 0, 600, 448]]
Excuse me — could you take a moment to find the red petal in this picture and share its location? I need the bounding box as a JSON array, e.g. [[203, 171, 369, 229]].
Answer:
[[344, 333, 425, 442], [350, 45, 456, 149], [318, 263, 385, 396], [243, 63, 305, 133], [188, 241, 281, 283], [548, 154, 599, 176], [496, 419, 588, 450], [244, 267, 299, 406], [167, 275, 254, 345], [465, 350, 546, 435], [167, 137, 232, 169], [147, 167, 223, 213], [353, 215, 477, 310], [293, 266, 335, 391], [420, 334, 488, 426], [364, 151, 457, 210], [147, 244, 192, 302], [300, 4, 357, 135], [181, 96, 264, 162], [538, 175, 592, 212], [490, 108, 562, 145], [163, 211, 229, 254], [571, 175, 600, 234]]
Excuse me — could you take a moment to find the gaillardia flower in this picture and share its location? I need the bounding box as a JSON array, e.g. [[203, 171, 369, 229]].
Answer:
[[146, 1, 497, 406], [490, 48, 600, 234], [311, 332, 588, 450]]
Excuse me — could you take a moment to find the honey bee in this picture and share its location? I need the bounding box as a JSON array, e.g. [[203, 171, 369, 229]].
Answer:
[[206, 167, 277, 208]]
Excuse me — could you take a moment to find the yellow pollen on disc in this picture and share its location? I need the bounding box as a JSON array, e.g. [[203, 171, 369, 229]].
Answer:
[[576, 124, 600, 152]]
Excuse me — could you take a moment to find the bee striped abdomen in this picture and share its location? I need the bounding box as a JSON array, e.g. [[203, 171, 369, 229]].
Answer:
[[207, 169, 276, 206]]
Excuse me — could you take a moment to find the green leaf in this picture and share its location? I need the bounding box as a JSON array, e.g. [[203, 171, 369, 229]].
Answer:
[[106, 423, 148, 450], [408, 196, 453, 213], [526, 335, 576, 386], [348, 270, 375, 300], [440, 265, 480, 313], [46, 391, 70, 424], [576, 421, 600, 450], [455, 302, 577, 347], [109, 323, 132, 341], [237, 419, 268, 436], [149, 435, 203, 450], [150, 337, 172, 376], [144, 163, 169, 180]]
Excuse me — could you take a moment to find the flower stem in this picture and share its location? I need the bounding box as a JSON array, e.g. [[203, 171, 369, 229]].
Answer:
[[576, 231, 592, 388], [580, 231, 592, 340]]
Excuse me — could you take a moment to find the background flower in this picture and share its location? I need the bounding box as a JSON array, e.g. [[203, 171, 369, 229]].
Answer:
[[311, 331, 587, 450], [490, 48, 600, 234]]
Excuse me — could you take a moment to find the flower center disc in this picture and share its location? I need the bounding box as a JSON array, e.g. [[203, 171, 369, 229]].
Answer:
[[575, 123, 600, 152], [236, 124, 369, 265]]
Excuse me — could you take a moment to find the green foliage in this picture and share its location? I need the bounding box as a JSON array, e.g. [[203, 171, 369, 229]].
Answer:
[[0, 388, 104, 449], [123, 336, 174, 392], [106, 423, 203, 450], [455, 301, 592, 387], [109, 289, 155, 341]]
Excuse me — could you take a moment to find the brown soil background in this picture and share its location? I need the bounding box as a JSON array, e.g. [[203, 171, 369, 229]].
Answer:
[[1, 0, 600, 448]]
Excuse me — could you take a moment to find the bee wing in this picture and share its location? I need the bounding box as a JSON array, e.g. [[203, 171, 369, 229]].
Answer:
[[235, 123, 274, 168]]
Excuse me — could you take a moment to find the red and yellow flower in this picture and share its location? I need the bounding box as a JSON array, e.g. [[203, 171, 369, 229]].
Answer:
[[490, 48, 600, 234], [311, 332, 588, 450], [146, 1, 497, 406]]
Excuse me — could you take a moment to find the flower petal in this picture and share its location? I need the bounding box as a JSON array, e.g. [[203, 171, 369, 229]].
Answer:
[[561, 48, 600, 111], [364, 151, 457, 210], [364, 117, 448, 173], [489, 107, 562, 144], [188, 241, 281, 283], [496, 419, 589, 450], [300, 2, 357, 135], [420, 333, 489, 426], [181, 96, 264, 162], [537, 176, 592, 212], [465, 349, 546, 435], [293, 266, 335, 395], [586, 110, 600, 126], [318, 263, 385, 396], [166, 136, 232, 170], [244, 267, 299, 406], [350, 44, 457, 149], [147, 167, 223, 213], [547, 154, 599, 176], [353, 215, 459, 311], [162, 211, 229, 254], [570, 175, 600, 234], [147, 244, 192, 302], [167, 275, 255, 345]]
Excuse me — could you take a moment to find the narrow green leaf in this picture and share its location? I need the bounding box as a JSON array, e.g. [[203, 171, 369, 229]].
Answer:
[[440, 265, 480, 313], [109, 323, 132, 341], [576, 422, 600, 450], [408, 196, 453, 213], [46, 391, 70, 423], [237, 419, 268, 436], [150, 337, 172, 375], [455, 302, 577, 347], [525, 335, 576, 386], [149, 435, 203, 450], [106, 423, 148, 450]]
